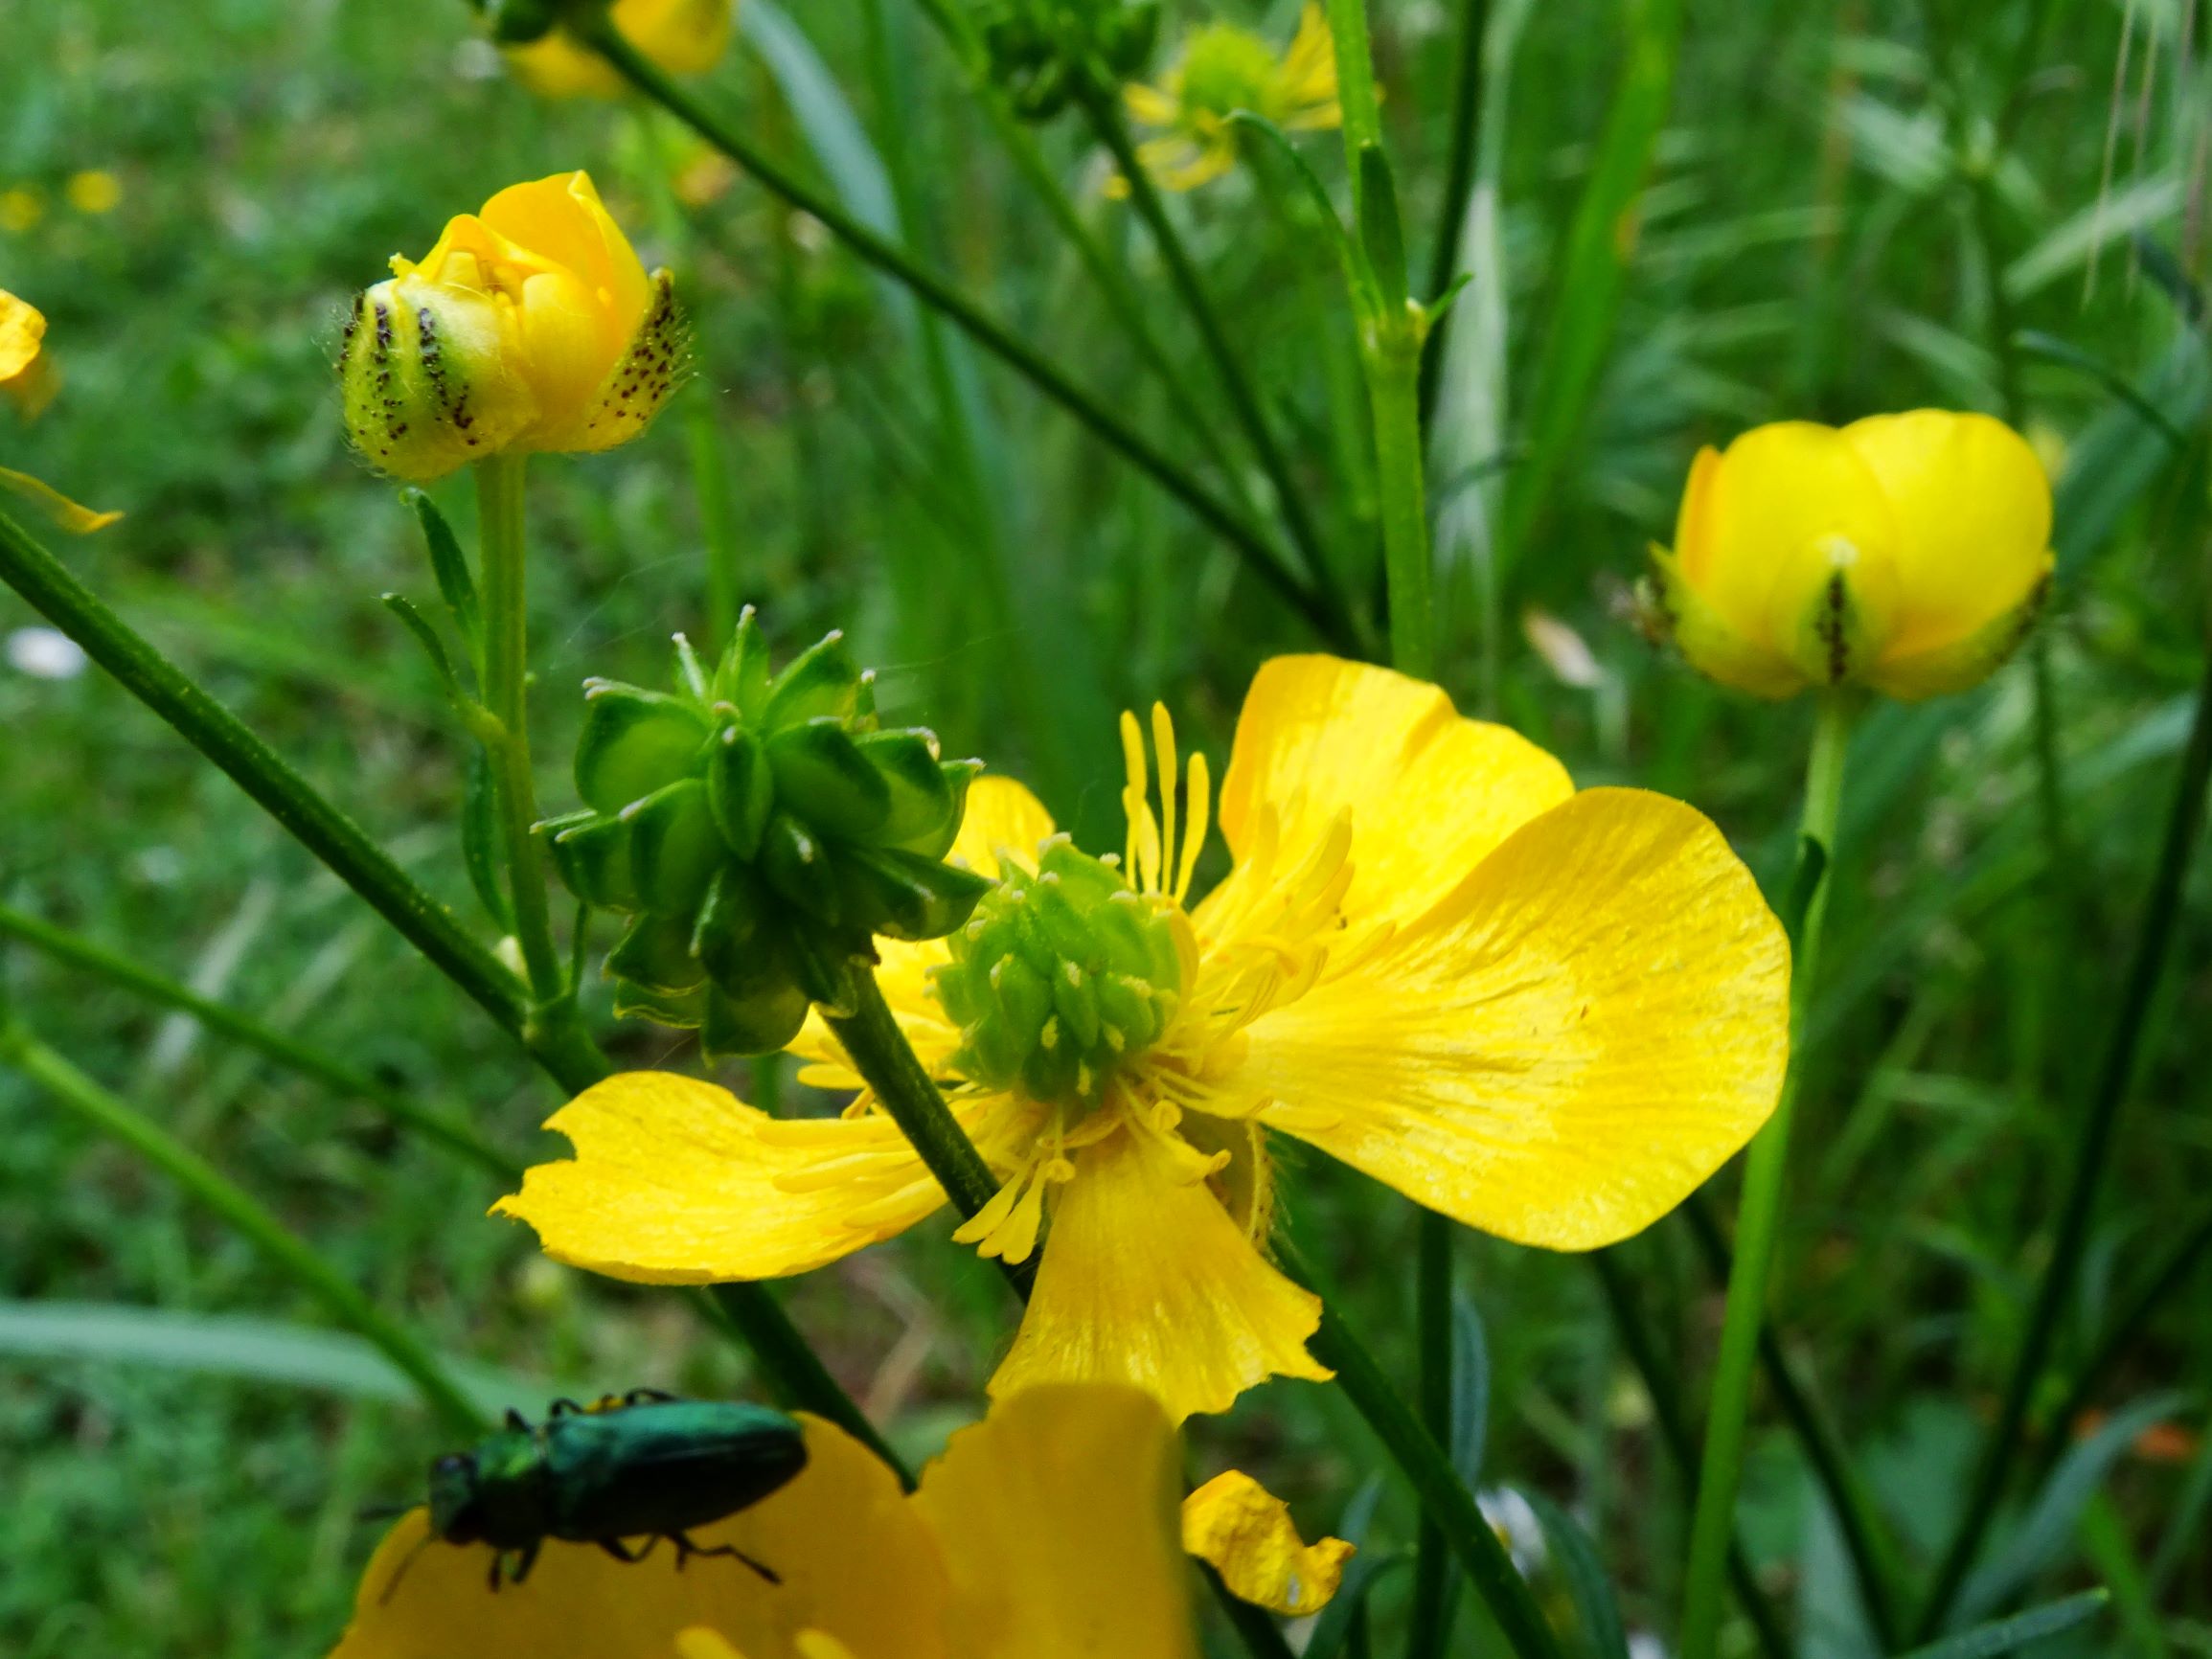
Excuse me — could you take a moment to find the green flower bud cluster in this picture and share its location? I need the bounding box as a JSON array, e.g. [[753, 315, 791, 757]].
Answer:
[[541, 612, 992, 1057], [932, 838, 1183, 1108], [975, 0, 1160, 120]]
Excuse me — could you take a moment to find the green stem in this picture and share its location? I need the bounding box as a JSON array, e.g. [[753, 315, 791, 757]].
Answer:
[[1681, 692, 1853, 1659], [1915, 625, 2212, 1639], [1280, 1239, 1564, 1659], [1080, 89, 1335, 598], [474, 455, 567, 1010], [1404, 1210, 1456, 1659], [0, 1025, 486, 1438], [1371, 352, 1436, 679], [579, 20, 1346, 651], [0, 902, 517, 1183], [1322, 0, 1384, 164], [1589, 1250, 1793, 1659], [0, 505, 528, 1042], [823, 970, 1033, 1296], [0, 506, 880, 1453], [1418, 0, 1490, 428], [1681, 1193, 1901, 1646]]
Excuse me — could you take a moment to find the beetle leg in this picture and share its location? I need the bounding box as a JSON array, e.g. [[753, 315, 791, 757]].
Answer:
[[504, 1407, 530, 1431], [623, 1386, 677, 1405], [597, 1535, 654, 1564], [547, 1398, 587, 1418], [509, 1541, 541, 1585], [672, 1533, 781, 1586]]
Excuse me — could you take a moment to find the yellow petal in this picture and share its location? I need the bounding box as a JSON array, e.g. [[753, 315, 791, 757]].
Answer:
[[1, 289, 56, 417], [330, 1417, 946, 1659], [0, 466, 122, 534], [1672, 421, 1904, 687], [1842, 409, 2054, 664], [913, 1383, 1198, 1659], [1204, 654, 1573, 935], [1182, 1469, 1355, 1616], [791, 776, 1057, 1079], [494, 1071, 963, 1282], [620, 0, 736, 75], [989, 1115, 1330, 1421], [480, 171, 650, 358], [1239, 787, 1790, 1249], [506, 30, 630, 98]]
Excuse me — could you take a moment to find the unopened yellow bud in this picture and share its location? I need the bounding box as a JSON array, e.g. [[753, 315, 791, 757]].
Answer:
[[505, 0, 735, 99], [338, 171, 683, 483], [1644, 411, 2053, 701]]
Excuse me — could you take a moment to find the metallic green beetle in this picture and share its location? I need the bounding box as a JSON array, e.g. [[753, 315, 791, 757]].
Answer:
[[420, 1390, 810, 1590]]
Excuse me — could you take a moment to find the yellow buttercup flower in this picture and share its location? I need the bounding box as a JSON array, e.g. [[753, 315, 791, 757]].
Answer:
[[65, 170, 122, 215], [507, 0, 736, 100], [0, 289, 121, 534], [1, 288, 58, 419], [503, 656, 1790, 1423], [1183, 1468, 1354, 1615], [1121, 2, 1339, 192], [1646, 411, 2054, 700], [330, 1383, 1197, 1659], [338, 171, 683, 483]]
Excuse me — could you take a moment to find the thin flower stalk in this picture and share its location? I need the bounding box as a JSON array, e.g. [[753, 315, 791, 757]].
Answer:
[[1682, 692, 1853, 1659]]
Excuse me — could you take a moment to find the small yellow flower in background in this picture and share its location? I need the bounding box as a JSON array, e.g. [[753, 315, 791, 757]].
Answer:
[[1, 289, 58, 420], [338, 170, 683, 483], [1119, 2, 1339, 193], [0, 289, 121, 534], [0, 187, 45, 234], [330, 1383, 1197, 1659], [502, 655, 1790, 1424], [1183, 1468, 1354, 1615], [1645, 411, 2054, 701], [507, 0, 736, 100], [64, 170, 122, 215]]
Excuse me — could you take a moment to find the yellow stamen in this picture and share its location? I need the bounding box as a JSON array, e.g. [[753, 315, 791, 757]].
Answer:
[[1152, 702, 1178, 900]]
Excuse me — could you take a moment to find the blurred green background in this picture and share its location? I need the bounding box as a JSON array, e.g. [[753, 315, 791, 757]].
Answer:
[[2, 0, 2208, 1652]]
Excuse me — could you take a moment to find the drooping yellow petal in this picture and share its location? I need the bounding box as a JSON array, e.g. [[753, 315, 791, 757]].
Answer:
[[1236, 788, 1790, 1250], [495, 1071, 996, 1282], [792, 776, 1056, 1082], [1205, 654, 1573, 933], [329, 1417, 947, 1659], [0, 466, 122, 534], [914, 1384, 1198, 1659], [989, 1114, 1330, 1421], [1182, 1469, 1355, 1616], [1842, 409, 2054, 660]]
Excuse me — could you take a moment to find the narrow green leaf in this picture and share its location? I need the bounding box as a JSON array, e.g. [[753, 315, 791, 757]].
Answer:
[[463, 747, 515, 933], [1451, 1291, 1492, 1488], [1357, 143, 1409, 315], [404, 488, 481, 674], [1896, 1591, 2110, 1659], [1301, 1552, 1413, 1659], [1517, 1489, 1630, 1659]]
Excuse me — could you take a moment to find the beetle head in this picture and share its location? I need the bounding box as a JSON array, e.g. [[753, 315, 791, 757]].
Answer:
[[427, 1451, 488, 1544]]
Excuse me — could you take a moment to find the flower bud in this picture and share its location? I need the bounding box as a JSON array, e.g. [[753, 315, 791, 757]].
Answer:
[[503, 0, 735, 99], [338, 171, 682, 483], [540, 613, 992, 1057], [1642, 411, 2053, 701], [932, 838, 1184, 1108]]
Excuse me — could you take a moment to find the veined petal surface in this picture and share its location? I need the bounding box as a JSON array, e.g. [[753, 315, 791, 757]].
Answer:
[[989, 1113, 1329, 1421], [1238, 788, 1790, 1249], [496, 1072, 985, 1281], [1182, 1469, 1354, 1615], [1206, 655, 1573, 933]]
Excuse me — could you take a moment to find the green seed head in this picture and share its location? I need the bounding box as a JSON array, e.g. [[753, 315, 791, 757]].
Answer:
[[977, 0, 1160, 120], [933, 838, 1184, 1108], [1174, 25, 1280, 124], [540, 611, 992, 1057]]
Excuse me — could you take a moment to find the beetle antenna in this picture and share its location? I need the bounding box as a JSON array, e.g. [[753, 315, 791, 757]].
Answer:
[[356, 1501, 413, 1522], [376, 1533, 438, 1606]]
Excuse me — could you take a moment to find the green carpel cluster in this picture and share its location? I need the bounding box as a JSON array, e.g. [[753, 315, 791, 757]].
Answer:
[[976, 0, 1159, 120], [541, 611, 991, 1057], [932, 839, 1182, 1108]]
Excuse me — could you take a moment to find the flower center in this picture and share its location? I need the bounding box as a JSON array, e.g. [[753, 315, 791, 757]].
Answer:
[[934, 837, 1184, 1108], [1174, 26, 1282, 124]]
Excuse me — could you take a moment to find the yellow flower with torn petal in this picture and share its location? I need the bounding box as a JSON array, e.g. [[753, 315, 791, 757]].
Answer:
[[1645, 411, 2054, 700], [1120, 2, 1339, 192], [504, 655, 1790, 1424], [330, 1383, 1196, 1659], [507, 0, 736, 101], [1, 289, 122, 534], [338, 171, 684, 483]]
